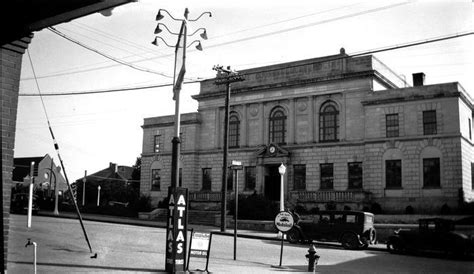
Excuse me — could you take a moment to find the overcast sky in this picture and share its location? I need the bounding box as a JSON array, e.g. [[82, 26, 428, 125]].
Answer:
[[15, 0, 473, 181]]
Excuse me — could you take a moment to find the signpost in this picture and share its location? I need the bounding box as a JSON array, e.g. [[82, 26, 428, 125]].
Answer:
[[274, 211, 295, 268], [165, 187, 189, 272], [230, 160, 242, 260], [187, 231, 212, 271]]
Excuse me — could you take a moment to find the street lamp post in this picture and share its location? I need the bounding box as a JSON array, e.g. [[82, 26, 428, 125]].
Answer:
[[82, 170, 87, 206], [278, 163, 286, 212], [96, 185, 101, 207], [213, 65, 245, 232], [151, 8, 210, 272]]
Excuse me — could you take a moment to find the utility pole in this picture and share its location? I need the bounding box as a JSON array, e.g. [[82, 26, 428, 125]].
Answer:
[[152, 8, 211, 272], [213, 65, 245, 232]]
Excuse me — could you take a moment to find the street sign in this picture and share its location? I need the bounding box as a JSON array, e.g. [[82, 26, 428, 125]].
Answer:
[[165, 187, 189, 273], [190, 232, 210, 258], [187, 231, 212, 272], [230, 160, 243, 170], [274, 211, 294, 233]]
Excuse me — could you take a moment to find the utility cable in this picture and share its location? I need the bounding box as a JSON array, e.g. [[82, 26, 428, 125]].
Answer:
[[19, 31, 473, 97], [48, 26, 173, 78], [26, 49, 97, 258], [24, 3, 410, 81]]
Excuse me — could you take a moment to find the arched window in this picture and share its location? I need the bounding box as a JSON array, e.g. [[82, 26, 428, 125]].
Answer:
[[319, 102, 339, 142], [269, 107, 286, 144], [229, 113, 240, 148]]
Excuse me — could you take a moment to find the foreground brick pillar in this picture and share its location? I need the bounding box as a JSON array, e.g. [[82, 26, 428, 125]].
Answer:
[[1, 35, 32, 273]]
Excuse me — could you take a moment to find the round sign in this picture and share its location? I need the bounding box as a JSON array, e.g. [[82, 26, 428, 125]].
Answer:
[[274, 211, 294, 232], [269, 145, 276, 154]]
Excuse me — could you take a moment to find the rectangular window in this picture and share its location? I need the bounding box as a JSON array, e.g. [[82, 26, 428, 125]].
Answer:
[[229, 119, 240, 148], [151, 169, 161, 191], [320, 163, 334, 190], [244, 166, 256, 191], [348, 162, 363, 189], [472, 163, 474, 190], [293, 165, 306, 190], [385, 160, 402, 188], [423, 110, 437, 135], [386, 114, 399, 137], [469, 118, 472, 140], [154, 135, 162, 153], [202, 168, 212, 191], [423, 158, 440, 188], [227, 168, 234, 191], [179, 168, 182, 187]]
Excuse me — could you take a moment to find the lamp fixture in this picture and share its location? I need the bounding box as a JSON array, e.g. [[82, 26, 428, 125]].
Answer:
[[186, 40, 203, 51]]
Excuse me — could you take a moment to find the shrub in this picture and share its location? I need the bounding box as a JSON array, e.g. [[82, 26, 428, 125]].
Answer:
[[343, 205, 352, 211], [440, 203, 451, 215], [229, 193, 278, 220], [370, 203, 383, 214], [309, 206, 320, 214], [157, 197, 169, 208], [134, 194, 152, 212], [325, 201, 336, 210], [405, 205, 414, 214]]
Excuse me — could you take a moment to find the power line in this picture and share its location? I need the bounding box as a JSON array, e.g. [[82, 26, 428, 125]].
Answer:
[[19, 80, 200, 96], [19, 31, 473, 97], [48, 27, 173, 78], [23, 3, 410, 81]]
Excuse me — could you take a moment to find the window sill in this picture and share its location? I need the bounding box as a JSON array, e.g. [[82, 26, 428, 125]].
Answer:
[[384, 187, 403, 190], [422, 186, 441, 189]]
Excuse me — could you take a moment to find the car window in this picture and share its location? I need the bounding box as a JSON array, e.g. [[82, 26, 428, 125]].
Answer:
[[365, 215, 373, 224], [346, 215, 357, 223], [318, 214, 331, 224], [334, 214, 344, 223]]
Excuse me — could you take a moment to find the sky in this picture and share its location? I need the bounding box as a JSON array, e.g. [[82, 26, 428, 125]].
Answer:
[[15, 0, 473, 182]]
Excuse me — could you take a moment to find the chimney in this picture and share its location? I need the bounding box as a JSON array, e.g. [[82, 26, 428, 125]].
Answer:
[[412, 72, 425, 87], [109, 162, 118, 173]]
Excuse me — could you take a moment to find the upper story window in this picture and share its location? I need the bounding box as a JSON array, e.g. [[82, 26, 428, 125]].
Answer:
[[229, 113, 240, 148], [423, 110, 437, 135], [469, 118, 472, 140], [269, 107, 286, 144], [386, 114, 399, 137], [319, 102, 339, 142], [154, 135, 162, 153]]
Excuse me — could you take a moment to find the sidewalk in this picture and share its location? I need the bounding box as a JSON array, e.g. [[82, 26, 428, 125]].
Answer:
[[37, 210, 387, 251]]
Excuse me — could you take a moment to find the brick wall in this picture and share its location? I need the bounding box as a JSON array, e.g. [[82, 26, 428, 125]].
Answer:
[[1, 36, 31, 273]]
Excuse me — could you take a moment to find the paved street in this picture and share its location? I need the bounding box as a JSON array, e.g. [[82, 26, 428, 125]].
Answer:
[[7, 214, 474, 273]]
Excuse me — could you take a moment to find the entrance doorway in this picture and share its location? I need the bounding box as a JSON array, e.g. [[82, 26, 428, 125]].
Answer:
[[264, 165, 280, 201]]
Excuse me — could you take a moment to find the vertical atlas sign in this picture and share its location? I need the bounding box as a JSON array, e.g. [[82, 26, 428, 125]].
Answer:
[[165, 187, 188, 272]]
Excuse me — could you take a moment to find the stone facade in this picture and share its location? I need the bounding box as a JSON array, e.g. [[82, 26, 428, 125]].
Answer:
[[140, 50, 473, 214]]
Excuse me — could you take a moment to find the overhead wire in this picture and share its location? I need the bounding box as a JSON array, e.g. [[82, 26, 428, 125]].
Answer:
[[22, 2, 410, 81], [48, 26, 173, 78], [19, 31, 473, 97]]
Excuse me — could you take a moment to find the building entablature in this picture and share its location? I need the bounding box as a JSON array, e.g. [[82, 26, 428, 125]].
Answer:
[[361, 82, 471, 107], [142, 112, 201, 129]]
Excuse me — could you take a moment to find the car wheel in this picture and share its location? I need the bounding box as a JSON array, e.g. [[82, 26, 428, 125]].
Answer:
[[387, 238, 404, 254], [341, 233, 360, 250], [286, 229, 300, 244]]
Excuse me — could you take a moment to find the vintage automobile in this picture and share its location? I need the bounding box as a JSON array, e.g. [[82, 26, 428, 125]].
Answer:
[[286, 210, 377, 249], [10, 193, 40, 214], [386, 218, 473, 258]]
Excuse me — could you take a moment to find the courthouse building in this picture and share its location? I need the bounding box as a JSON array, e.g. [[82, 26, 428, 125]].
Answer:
[[140, 49, 473, 213]]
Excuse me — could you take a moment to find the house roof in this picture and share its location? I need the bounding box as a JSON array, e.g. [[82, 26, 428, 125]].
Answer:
[[13, 156, 45, 181], [82, 163, 135, 183], [1, 0, 134, 45]]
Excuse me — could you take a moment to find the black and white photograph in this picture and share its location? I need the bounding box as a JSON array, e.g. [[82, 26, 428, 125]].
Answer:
[[2, 0, 473, 273]]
